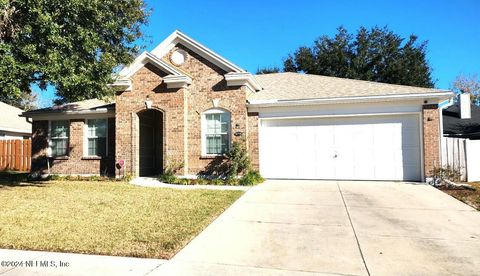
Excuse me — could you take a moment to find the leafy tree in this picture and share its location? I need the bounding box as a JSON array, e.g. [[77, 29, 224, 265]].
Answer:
[[0, 0, 149, 109], [256, 66, 281, 74], [283, 26, 434, 88], [452, 74, 480, 105]]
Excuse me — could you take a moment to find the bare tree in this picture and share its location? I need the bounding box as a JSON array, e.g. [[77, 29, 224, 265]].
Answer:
[[452, 74, 480, 105]]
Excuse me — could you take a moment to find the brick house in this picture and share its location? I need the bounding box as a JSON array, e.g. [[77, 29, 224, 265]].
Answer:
[[23, 31, 453, 182]]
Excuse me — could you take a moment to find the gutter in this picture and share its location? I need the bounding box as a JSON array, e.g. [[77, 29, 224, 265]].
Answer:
[[247, 91, 455, 108], [0, 127, 31, 134]]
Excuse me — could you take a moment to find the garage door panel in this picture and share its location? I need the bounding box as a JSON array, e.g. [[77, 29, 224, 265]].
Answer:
[[259, 114, 422, 181]]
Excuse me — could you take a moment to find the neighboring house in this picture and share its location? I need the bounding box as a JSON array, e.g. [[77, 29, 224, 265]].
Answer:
[[441, 93, 480, 181], [22, 31, 453, 181], [0, 101, 31, 140], [443, 93, 480, 139]]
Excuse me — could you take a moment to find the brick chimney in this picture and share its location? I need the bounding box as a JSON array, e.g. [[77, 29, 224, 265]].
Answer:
[[460, 93, 471, 119]]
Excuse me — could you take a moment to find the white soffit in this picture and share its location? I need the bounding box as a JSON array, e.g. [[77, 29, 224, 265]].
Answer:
[[151, 30, 245, 73]]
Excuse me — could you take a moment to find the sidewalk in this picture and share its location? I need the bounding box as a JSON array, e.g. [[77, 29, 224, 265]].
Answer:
[[0, 249, 166, 276]]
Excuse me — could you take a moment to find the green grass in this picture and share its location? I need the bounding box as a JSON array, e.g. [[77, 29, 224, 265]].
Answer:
[[0, 180, 243, 259]]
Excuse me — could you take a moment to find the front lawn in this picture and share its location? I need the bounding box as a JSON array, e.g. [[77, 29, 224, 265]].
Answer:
[[440, 182, 480, 210], [0, 180, 243, 259]]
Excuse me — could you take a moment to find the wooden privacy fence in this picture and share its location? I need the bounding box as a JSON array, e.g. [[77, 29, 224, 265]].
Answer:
[[0, 139, 31, 172]]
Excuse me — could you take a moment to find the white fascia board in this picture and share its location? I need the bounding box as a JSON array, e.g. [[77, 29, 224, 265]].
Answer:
[[163, 75, 192, 89], [0, 126, 31, 134], [24, 109, 115, 120], [151, 30, 245, 73], [247, 92, 455, 108], [225, 72, 262, 91]]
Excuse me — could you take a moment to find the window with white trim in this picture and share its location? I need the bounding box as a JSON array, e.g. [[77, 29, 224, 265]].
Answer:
[[50, 120, 69, 157], [86, 119, 107, 157], [202, 109, 230, 155]]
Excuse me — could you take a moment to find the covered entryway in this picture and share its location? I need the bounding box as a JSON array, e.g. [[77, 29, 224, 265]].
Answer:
[[138, 109, 163, 176], [259, 114, 422, 181]]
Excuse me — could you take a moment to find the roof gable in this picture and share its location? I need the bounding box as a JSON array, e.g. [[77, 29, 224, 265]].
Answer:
[[118, 51, 184, 78], [150, 30, 245, 73]]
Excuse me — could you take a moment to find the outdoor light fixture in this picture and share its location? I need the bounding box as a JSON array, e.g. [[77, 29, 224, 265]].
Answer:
[[145, 96, 153, 109]]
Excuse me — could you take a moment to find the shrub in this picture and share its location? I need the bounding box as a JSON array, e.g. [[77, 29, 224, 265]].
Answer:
[[89, 175, 102, 181], [48, 174, 63, 181], [196, 178, 208, 185], [159, 174, 177, 184], [225, 178, 239, 186], [224, 141, 250, 179], [431, 165, 462, 183], [211, 178, 225, 185], [239, 171, 265, 186], [122, 174, 133, 182], [164, 159, 184, 176]]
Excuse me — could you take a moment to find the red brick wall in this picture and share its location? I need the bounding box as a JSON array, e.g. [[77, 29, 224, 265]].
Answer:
[[115, 63, 187, 177], [170, 45, 248, 175], [423, 105, 441, 177], [247, 112, 259, 170], [30, 118, 115, 175]]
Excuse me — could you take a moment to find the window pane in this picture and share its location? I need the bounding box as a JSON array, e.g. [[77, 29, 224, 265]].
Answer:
[[96, 120, 107, 137], [221, 134, 229, 153], [206, 135, 220, 154], [51, 120, 68, 138], [88, 137, 106, 156], [88, 138, 97, 156], [220, 121, 228, 133], [206, 134, 229, 154], [88, 119, 107, 137], [52, 138, 67, 157]]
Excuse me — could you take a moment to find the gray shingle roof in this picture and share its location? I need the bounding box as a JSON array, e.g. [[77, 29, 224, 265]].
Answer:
[[249, 72, 448, 101], [0, 102, 31, 133]]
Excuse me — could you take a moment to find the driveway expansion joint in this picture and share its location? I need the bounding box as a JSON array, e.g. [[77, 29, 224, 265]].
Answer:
[[337, 182, 371, 276]]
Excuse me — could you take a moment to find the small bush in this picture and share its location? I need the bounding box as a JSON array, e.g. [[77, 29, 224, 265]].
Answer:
[[89, 175, 102, 181], [431, 165, 462, 183], [164, 159, 184, 176], [225, 141, 250, 179], [196, 178, 208, 185], [239, 171, 265, 186], [159, 174, 177, 184], [48, 174, 63, 181], [211, 178, 225, 185], [122, 174, 133, 182], [225, 178, 239, 186]]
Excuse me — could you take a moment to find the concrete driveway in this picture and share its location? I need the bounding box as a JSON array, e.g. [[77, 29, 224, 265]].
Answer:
[[154, 180, 480, 275]]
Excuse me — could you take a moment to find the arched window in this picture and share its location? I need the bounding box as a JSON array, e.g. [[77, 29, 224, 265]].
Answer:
[[201, 108, 231, 155]]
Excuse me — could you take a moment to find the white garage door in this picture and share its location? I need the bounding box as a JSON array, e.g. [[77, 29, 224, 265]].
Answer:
[[259, 114, 422, 181]]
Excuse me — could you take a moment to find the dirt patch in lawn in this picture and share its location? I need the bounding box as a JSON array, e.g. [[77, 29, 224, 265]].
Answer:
[[440, 182, 480, 210]]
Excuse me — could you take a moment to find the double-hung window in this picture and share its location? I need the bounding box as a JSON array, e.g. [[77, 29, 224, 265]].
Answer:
[[50, 120, 69, 157], [86, 119, 107, 157], [203, 110, 230, 155]]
